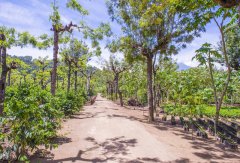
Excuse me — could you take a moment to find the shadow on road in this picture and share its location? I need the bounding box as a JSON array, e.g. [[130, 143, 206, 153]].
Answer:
[[70, 111, 106, 119], [32, 135, 190, 163]]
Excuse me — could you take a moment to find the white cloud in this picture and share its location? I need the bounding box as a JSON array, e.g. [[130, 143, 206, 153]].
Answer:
[[0, 1, 51, 35], [175, 23, 221, 67], [8, 46, 52, 59], [0, 0, 223, 69], [0, 2, 38, 26]]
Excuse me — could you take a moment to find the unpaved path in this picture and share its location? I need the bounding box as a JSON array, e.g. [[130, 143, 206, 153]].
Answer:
[[32, 95, 240, 163]]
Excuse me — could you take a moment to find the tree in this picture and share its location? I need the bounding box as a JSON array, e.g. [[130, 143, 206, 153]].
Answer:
[[104, 54, 129, 106], [193, 7, 235, 134], [84, 66, 97, 96], [33, 57, 51, 89], [0, 27, 38, 115], [61, 48, 74, 93], [107, 0, 207, 121], [213, 0, 239, 8], [49, 0, 111, 95], [49, 0, 86, 95], [71, 39, 89, 93], [218, 28, 240, 70]]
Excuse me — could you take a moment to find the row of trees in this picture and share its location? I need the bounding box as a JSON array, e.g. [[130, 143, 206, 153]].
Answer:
[[96, 0, 240, 135], [0, 0, 110, 161]]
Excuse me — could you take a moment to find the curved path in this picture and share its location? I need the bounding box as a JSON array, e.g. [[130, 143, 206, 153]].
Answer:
[[32, 95, 240, 163]]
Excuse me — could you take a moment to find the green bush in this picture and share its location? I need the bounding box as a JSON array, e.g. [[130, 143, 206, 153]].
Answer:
[[56, 91, 87, 116], [163, 104, 240, 118], [1, 84, 63, 160], [202, 106, 240, 118]]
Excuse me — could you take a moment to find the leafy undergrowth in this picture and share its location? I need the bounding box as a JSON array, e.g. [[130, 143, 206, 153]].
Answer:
[[0, 84, 87, 161], [163, 104, 240, 119]]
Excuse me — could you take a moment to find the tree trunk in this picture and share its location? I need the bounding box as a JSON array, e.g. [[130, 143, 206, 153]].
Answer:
[[57, 75, 59, 89], [214, 105, 220, 135], [40, 78, 44, 89], [110, 83, 113, 100], [41, 67, 45, 89], [114, 74, 119, 100], [135, 88, 138, 100], [86, 77, 90, 96], [62, 78, 65, 89], [67, 64, 71, 93], [74, 71, 78, 92], [23, 75, 26, 83], [7, 70, 11, 86], [214, 0, 239, 8], [119, 90, 123, 107], [156, 85, 161, 107], [106, 84, 108, 96], [147, 56, 154, 122], [0, 34, 7, 115], [153, 72, 157, 114], [19, 78, 22, 86], [51, 29, 59, 95], [0, 46, 2, 64], [212, 18, 232, 135], [208, 53, 219, 135]]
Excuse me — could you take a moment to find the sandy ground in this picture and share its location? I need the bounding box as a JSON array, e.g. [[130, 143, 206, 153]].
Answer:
[[32, 95, 240, 163]]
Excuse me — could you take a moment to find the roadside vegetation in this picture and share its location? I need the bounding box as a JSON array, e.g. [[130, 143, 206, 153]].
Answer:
[[0, 0, 110, 161], [1, 0, 240, 161]]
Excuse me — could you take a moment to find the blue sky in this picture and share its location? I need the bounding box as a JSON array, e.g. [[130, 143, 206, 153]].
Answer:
[[0, 0, 221, 67]]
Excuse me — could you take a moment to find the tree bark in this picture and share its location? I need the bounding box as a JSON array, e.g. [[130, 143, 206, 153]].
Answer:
[[19, 78, 22, 86], [86, 77, 91, 96], [41, 64, 45, 89], [0, 34, 7, 115], [74, 71, 78, 92], [110, 83, 113, 100], [212, 17, 232, 135], [114, 73, 119, 100], [7, 70, 11, 86], [153, 72, 157, 114], [33, 77, 36, 84], [62, 78, 65, 89], [119, 90, 123, 107], [147, 56, 154, 122], [0, 46, 2, 64], [208, 52, 219, 135], [51, 29, 59, 95], [214, 0, 239, 8], [57, 75, 59, 89], [40, 78, 44, 89], [67, 64, 71, 93]]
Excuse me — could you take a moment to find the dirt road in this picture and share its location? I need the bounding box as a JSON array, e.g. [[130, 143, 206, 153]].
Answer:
[[32, 95, 240, 163]]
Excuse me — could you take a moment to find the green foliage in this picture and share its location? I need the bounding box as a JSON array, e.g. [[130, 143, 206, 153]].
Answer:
[[164, 104, 205, 117], [164, 104, 240, 118], [50, 1, 61, 27], [66, 0, 89, 15], [56, 91, 87, 116], [202, 106, 240, 118], [220, 27, 240, 70], [1, 84, 63, 160]]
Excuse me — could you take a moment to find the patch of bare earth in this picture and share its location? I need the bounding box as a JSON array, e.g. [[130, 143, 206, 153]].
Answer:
[[31, 95, 240, 163]]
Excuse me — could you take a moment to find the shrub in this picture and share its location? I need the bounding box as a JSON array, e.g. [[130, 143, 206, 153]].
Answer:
[[0, 84, 63, 161], [56, 91, 87, 116]]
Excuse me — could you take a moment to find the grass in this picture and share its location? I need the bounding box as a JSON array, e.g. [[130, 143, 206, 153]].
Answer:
[[163, 104, 240, 118], [203, 106, 240, 118]]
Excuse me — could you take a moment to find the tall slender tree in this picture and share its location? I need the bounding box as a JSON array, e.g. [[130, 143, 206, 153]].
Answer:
[[50, 0, 111, 95], [107, 0, 207, 121], [104, 54, 129, 105], [0, 27, 38, 115]]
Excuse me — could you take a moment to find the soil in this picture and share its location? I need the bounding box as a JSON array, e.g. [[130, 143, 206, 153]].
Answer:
[[31, 94, 240, 163]]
